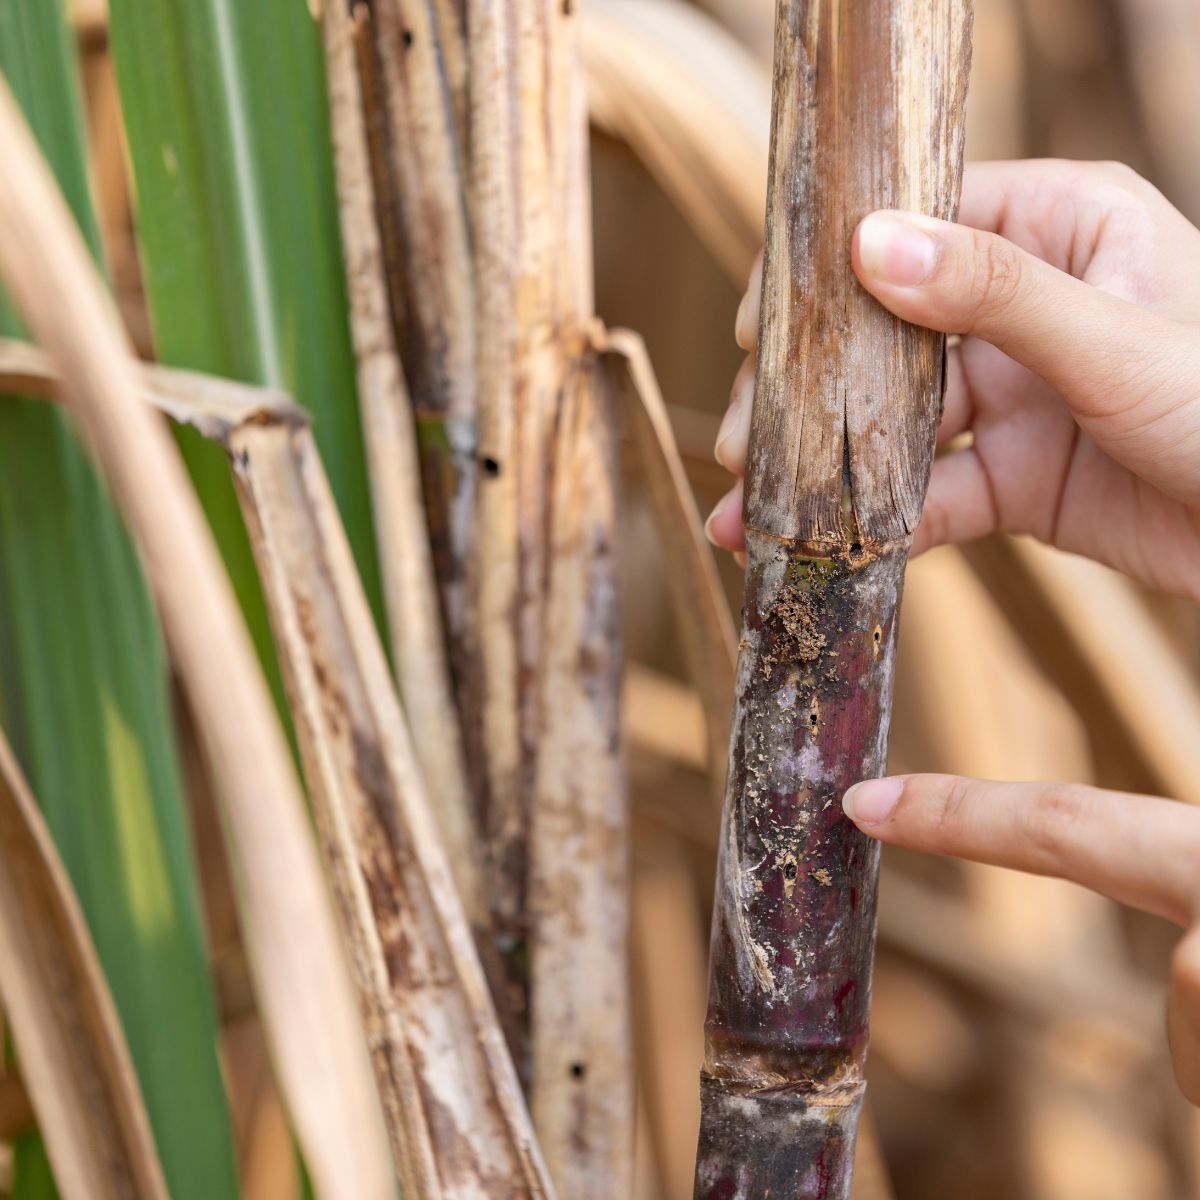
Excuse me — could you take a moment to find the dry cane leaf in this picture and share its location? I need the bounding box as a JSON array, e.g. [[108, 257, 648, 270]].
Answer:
[[600, 325, 736, 816], [224, 416, 554, 1198], [0, 730, 168, 1200], [0, 80, 395, 1200], [0, 339, 554, 1196]]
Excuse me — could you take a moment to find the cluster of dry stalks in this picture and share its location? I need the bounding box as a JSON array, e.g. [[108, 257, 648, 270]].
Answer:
[[0, 1, 743, 1195]]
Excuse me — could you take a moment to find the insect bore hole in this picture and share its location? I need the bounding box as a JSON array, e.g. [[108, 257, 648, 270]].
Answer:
[[402, 28, 414, 47], [849, 541, 864, 560], [570, 1062, 586, 1080], [481, 456, 502, 478]]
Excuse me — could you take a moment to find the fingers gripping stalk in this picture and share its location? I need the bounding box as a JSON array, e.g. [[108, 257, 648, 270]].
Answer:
[[693, 1, 973, 1196]]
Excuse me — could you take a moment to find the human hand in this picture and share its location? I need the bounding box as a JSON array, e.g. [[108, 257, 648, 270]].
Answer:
[[841, 773, 1200, 1104], [707, 159, 1200, 601]]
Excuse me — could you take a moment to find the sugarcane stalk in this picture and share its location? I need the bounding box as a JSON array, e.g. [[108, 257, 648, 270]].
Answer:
[[352, 0, 482, 753], [322, 0, 483, 930], [468, 1, 632, 1187], [694, 2, 972, 1197]]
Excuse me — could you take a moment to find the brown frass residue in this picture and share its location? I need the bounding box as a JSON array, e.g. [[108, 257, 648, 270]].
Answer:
[[761, 577, 827, 677]]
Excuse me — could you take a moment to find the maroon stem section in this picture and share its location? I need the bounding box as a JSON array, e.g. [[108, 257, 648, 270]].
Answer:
[[696, 529, 908, 1200]]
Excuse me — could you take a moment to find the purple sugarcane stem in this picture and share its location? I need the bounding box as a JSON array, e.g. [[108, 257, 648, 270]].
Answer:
[[694, 0, 973, 1194], [696, 535, 906, 1198]]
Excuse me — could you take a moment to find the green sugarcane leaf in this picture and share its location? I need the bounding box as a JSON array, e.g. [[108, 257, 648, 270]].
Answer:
[[0, 2, 238, 1198], [107, 0, 385, 662]]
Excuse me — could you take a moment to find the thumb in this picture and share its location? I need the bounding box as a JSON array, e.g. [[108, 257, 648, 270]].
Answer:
[[851, 212, 1200, 485]]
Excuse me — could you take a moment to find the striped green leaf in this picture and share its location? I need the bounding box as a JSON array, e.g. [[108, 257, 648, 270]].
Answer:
[[0, 2, 238, 1197], [107, 0, 384, 661]]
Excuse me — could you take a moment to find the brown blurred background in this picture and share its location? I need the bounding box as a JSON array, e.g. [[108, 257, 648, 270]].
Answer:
[[69, 0, 1200, 1195]]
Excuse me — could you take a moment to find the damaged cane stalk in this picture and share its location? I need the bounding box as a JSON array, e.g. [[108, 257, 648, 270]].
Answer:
[[694, 1, 972, 1196]]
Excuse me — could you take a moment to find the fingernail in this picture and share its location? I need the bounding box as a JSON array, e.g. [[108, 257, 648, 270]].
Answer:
[[704, 485, 739, 546], [714, 376, 753, 470], [842, 777, 904, 824], [735, 293, 752, 350], [735, 259, 763, 350], [857, 213, 940, 287]]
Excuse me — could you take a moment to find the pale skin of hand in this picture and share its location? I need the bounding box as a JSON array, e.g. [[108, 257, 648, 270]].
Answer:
[[706, 159, 1200, 1104]]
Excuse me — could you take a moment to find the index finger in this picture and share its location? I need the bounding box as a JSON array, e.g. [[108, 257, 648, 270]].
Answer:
[[843, 774, 1200, 927], [735, 158, 1144, 353]]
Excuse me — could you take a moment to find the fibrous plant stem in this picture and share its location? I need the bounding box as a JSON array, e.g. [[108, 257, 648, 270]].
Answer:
[[468, 1, 631, 1190], [694, 0, 972, 1195], [322, 0, 483, 929]]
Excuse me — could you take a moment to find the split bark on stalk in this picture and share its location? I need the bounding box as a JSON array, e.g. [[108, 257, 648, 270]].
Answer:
[[468, 1, 631, 1190], [694, 2, 972, 1196]]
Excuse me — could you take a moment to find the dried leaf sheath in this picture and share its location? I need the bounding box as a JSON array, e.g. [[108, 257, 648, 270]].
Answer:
[[695, 1, 972, 1196], [527, 349, 631, 1194], [224, 418, 554, 1199]]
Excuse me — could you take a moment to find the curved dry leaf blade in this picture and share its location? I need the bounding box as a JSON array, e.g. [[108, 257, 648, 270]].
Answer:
[[582, 0, 770, 284], [0, 80, 395, 1200], [602, 326, 736, 812], [0, 4, 237, 1193], [0, 731, 168, 1200]]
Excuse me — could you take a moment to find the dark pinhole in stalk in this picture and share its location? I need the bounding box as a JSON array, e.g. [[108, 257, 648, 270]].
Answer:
[[481, 456, 502, 478], [783, 862, 798, 880], [809, 712, 818, 726], [562, 0, 574, 14], [569, 1062, 586, 1080], [873, 628, 882, 644], [402, 28, 414, 48], [849, 541, 864, 559]]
